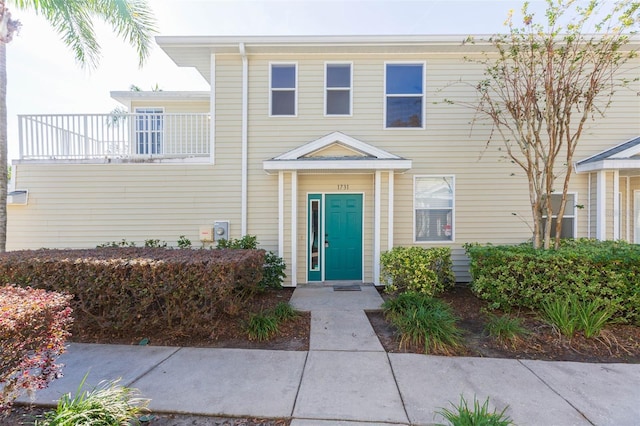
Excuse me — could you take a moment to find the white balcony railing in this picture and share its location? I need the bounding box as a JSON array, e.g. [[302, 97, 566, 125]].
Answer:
[[18, 113, 211, 161]]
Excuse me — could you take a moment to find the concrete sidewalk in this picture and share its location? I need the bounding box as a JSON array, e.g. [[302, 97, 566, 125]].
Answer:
[[17, 285, 640, 425]]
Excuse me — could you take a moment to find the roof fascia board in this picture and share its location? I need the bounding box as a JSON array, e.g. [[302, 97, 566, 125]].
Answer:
[[263, 158, 412, 172], [577, 136, 640, 164], [156, 33, 640, 52], [575, 159, 640, 173], [110, 91, 210, 104]]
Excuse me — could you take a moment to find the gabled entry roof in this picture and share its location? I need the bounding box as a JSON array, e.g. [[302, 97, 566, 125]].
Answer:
[[575, 136, 640, 172], [263, 131, 412, 173]]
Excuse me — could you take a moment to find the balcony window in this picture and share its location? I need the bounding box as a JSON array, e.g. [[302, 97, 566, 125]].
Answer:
[[135, 108, 163, 154]]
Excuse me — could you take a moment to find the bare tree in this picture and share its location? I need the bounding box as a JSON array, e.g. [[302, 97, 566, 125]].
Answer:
[[456, 0, 639, 249]]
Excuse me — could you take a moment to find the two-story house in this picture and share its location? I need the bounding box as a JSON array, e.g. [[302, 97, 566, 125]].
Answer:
[[7, 35, 640, 286]]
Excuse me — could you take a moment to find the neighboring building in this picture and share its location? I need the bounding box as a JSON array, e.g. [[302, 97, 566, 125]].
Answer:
[[7, 35, 640, 286]]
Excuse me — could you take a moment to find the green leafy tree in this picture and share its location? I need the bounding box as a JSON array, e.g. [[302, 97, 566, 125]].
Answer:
[[456, 0, 639, 249], [0, 0, 157, 252]]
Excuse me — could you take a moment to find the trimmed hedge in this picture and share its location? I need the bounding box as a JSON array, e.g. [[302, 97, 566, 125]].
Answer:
[[1, 285, 73, 412], [466, 240, 640, 323], [0, 248, 264, 339], [381, 246, 455, 296]]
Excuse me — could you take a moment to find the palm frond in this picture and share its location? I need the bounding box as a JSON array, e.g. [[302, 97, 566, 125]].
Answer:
[[93, 0, 157, 66], [9, 0, 157, 68]]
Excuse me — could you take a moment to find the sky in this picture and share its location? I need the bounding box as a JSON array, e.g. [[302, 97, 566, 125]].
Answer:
[[5, 0, 549, 161]]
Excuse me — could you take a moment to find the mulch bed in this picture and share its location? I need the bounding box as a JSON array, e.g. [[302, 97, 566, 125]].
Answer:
[[369, 285, 640, 363], [70, 288, 310, 351], [5, 285, 639, 424]]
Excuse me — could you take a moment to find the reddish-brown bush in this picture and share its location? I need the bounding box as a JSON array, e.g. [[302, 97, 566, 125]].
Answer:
[[0, 285, 73, 412], [0, 248, 264, 340]]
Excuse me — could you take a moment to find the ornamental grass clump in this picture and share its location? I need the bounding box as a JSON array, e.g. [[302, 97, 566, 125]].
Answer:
[[436, 395, 514, 426], [542, 295, 613, 339], [245, 313, 280, 341], [383, 292, 462, 354], [484, 314, 529, 346], [244, 302, 298, 341], [36, 374, 149, 426], [272, 301, 297, 321]]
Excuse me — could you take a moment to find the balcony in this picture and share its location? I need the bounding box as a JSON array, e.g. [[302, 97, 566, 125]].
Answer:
[[17, 113, 211, 162]]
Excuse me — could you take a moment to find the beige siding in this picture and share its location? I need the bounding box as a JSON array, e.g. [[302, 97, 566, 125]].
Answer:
[[8, 48, 640, 286], [8, 163, 241, 249]]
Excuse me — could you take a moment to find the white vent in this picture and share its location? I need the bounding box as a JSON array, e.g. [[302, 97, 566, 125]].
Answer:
[[7, 190, 28, 205]]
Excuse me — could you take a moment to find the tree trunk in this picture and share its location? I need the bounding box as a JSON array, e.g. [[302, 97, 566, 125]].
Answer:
[[0, 41, 7, 252]]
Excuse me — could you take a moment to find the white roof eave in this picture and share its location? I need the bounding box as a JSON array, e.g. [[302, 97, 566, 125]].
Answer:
[[263, 158, 412, 174], [575, 159, 640, 173]]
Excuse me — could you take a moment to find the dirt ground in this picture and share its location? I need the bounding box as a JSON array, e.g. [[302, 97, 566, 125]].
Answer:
[[3, 405, 291, 426], [5, 285, 639, 424]]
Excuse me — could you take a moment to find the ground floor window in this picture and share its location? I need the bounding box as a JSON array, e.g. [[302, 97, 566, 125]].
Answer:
[[414, 176, 454, 242], [541, 193, 577, 238]]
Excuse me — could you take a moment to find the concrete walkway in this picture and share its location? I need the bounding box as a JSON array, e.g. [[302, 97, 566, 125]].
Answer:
[[17, 284, 640, 425]]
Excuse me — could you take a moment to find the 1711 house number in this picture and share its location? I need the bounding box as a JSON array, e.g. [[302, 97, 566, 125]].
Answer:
[[337, 184, 349, 190]]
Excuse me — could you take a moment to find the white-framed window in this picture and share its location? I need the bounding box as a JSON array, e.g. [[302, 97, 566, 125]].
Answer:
[[385, 62, 425, 128], [270, 63, 297, 116], [135, 107, 163, 155], [542, 193, 577, 238], [325, 62, 352, 116], [414, 176, 454, 242]]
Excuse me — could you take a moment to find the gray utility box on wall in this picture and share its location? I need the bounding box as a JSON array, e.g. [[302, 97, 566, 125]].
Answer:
[[213, 221, 229, 241]]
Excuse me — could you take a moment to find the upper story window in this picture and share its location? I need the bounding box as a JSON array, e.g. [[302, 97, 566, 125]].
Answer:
[[135, 107, 163, 155], [325, 63, 352, 116], [414, 176, 454, 242], [385, 63, 425, 128], [270, 63, 297, 116]]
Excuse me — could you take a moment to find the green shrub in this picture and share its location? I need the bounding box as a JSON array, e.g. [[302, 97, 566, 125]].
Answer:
[[484, 314, 528, 344], [382, 293, 462, 354], [217, 235, 286, 290], [96, 239, 136, 248], [144, 239, 167, 248], [465, 240, 640, 323], [261, 251, 287, 290], [216, 235, 258, 249], [0, 286, 73, 413], [176, 235, 192, 249], [36, 374, 148, 426], [436, 395, 514, 426], [381, 246, 455, 296]]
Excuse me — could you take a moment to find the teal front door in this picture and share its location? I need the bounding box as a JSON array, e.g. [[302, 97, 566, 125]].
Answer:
[[324, 194, 363, 281]]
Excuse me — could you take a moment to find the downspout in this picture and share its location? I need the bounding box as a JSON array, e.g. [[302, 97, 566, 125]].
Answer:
[[240, 43, 248, 236]]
